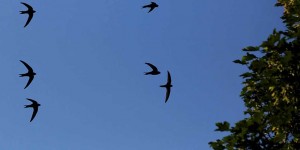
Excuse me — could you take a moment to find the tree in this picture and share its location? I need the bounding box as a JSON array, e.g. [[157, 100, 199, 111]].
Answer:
[[209, 0, 300, 149]]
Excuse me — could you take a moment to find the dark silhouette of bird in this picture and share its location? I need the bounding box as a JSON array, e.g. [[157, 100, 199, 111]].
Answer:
[[24, 98, 41, 122], [142, 2, 158, 13], [19, 60, 36, 89], [20, 2, 35, 27], [145, 63, 160, 75], [160, 71, 172, 103]]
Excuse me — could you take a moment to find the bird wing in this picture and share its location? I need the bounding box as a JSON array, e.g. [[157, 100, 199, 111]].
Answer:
[[167, 71, 172, 84], [145, 63, 158, 72], [142, 4, 150, 8], [148, 7, 155, 13], [165, 87, 171, 103], [30, 105, 38, 122], [20, 60, 33, 72], [24, 13, 33, 27], [27, 98, 37, 104], [24, 75, 34, 89], [21, 2, 33, 10]]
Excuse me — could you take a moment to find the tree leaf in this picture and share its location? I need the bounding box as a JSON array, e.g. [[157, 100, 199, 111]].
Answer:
[[215, 122, 230, 131], [242, 53, 257, 62], [233, 59, 248, 65], [240, 72, 252, 78], [242, 46, 260, 51]]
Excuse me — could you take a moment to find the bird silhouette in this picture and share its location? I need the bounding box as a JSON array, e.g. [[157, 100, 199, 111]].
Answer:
[[145, 63, 160, 75], [160, 71, 172, 103], [19, 60, 36, 89], [24, 98, 41, 122], [142, 2, 158, 13], [20, 2, 35, 27]]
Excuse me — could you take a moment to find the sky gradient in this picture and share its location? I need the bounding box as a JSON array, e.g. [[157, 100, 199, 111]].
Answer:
[[1, 0, 285, 149]]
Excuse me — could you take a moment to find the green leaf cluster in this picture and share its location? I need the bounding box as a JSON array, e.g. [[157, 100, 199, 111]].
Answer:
[[209, 1, 300, 149]]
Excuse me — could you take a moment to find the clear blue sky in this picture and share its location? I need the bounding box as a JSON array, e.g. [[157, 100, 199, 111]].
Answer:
[[0, 0, 284, 149]]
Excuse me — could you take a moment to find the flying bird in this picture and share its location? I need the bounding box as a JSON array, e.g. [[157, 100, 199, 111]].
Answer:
[[145, 63, 160, 75], [24, 98, 41, 122], [19, 60, 36, 89], [142, 2, 158, 13], [160, 71, 172, 103], [20, 2, 36, 27]]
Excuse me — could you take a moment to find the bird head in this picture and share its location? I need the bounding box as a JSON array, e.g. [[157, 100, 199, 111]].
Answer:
[[151, 2, 158, 5]]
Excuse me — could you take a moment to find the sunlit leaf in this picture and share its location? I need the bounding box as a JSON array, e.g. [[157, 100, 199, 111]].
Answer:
[[242, 46, 259, 51], [242, 53, 257, 62]]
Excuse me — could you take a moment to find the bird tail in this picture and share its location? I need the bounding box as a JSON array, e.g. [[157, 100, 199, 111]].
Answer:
[[160, 85, 166, 87], [24, 105, 30, 108], [19, 74, 25, 77], [144, 72, 149, 75], [20, 11, 26, 14]]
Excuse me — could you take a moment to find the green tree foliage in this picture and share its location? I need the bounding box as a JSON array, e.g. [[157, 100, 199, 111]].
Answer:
[[209, 1, 300, 149]]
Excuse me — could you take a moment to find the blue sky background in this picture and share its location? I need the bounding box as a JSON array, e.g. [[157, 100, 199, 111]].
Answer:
[[1, 0, 285, 149]]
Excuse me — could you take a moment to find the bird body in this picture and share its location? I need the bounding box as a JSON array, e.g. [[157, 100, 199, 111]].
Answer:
[[20, 2, 35, 27], [160, 71, 172, 103], [142, 2, 158, 13], [145, 63, 160, 75], [24, 98, 40, 122], [19, 60, 36, 89]]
